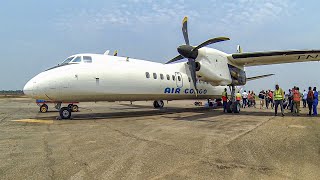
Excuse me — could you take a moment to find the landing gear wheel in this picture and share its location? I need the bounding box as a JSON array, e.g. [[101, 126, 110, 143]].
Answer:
[[72, 105, 79, 112], [233, 102, 240, 113], [68, 104, 73, 109], [40, 104, 48, 113], [226, 101, 232, 113], [153, 100, 164, 109], [59, 107, 71, 119]]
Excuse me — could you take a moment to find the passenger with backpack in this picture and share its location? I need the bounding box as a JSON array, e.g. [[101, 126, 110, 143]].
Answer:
[[307, 86, 314, 116]]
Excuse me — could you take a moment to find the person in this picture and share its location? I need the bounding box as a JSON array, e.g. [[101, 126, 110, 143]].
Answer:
[[247, 91, 252, 107], [313, 87, 318, 116], [252, 92, 256, 108], [236, 91, 241, 104], [259, 90, 265, 109], [222, 88, 228, 113], [307, 86, 314, 116], [274, 84, 285, 116], [287, 89, 293, 110], [302, 89, 307, 108], [269, 90, 274, 109], [292, 87, 301, 116], [242, 90, 248, 108], [265, 90, 270, 109]]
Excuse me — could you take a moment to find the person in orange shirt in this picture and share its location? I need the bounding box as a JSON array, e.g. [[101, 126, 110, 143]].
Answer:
[[292, 87, 301, 116]]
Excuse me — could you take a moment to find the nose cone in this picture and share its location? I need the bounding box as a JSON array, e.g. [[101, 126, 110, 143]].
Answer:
[[23, 80, 34, 97], [177, 45, 198, 59]]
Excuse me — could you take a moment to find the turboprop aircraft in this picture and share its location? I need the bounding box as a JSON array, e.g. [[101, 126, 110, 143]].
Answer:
[[24, 17, 320, 119]]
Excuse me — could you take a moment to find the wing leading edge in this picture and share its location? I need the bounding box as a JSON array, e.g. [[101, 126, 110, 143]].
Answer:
[[228, 50, 320, 67]]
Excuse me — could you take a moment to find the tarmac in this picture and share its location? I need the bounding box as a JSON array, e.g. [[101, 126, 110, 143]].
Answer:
[[0, 97, 320, 179]]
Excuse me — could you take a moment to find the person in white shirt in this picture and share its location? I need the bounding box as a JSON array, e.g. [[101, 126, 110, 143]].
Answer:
[[302, 89, 308, 108], [242, 90, 248, 108]]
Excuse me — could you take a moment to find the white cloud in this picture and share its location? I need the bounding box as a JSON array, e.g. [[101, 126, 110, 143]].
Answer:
[[53, 0, 298, 33]]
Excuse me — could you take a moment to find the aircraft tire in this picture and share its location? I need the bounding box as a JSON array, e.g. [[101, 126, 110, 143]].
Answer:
[[233, 102, 240, 113], [60, 107, 71, 119], [68, 104, 73, 109], [153, 101, 160, 108], [158, 100, 164, 108], [226, 101, 232, 113], [40, 104, 48, 113], [72, 105, 79, 112]]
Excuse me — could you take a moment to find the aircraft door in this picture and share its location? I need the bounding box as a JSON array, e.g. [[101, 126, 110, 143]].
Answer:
[[175, 72, 183, 88]]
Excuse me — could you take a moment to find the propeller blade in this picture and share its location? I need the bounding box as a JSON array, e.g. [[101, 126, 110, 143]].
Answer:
[[165, 55, 184, 64], [188, 58, 198, 96], [182, 16, 190, 45], [193, 37, 230, 51]]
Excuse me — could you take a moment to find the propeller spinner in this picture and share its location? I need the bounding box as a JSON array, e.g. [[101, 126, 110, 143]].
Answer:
[[166, 17, 230, 96]]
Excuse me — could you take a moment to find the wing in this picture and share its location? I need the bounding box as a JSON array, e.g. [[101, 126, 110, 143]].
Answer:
[[228, 50, 320, 66]]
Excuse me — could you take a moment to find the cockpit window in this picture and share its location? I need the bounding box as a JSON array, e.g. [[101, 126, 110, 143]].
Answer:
[[61, 56, 75, 65], [71, 56, 82, 63], [83, 56, 92, 63]]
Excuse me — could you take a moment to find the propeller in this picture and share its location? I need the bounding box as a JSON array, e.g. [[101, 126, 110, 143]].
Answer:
[[166, 16, 230, 96]]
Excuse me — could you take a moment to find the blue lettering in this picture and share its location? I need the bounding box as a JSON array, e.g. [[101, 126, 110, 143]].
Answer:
[[164, 88, 171, 93], [171, 88, 174, 93], [175, 88, 181, 94], [204, 89, 207, 94], [198, 89, 203, 94], [190, 89, 194, 94], [184, 88, 189, 94]]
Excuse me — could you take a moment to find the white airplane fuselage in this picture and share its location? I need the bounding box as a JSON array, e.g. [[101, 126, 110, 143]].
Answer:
[[24, 51, 229, 102]]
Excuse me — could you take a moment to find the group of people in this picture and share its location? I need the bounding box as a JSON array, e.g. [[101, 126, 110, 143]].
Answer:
[[221, 85, 319, 116]]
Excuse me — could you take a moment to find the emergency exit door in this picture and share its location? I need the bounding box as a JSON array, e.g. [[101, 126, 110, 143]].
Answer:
[[175, 72, 183, 88]]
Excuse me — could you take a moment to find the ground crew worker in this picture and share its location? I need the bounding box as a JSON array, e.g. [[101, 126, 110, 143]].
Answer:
[[307, 86, 314, 116], [222, 88, 228, 113], [292, 87, 301, 116], [274, 84, 285, 116], [313, 87, 318, 116], [236, 91, 241, 103]]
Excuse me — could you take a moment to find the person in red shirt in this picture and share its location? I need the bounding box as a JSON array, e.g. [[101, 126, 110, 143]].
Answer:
[[222, 88, 228, 113]]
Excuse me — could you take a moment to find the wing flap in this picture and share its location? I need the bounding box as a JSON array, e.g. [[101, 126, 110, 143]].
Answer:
[[228, 50, 320, 66]]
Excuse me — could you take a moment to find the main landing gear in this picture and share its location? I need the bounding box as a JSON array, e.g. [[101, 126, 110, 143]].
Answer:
[[153, 100, 164, 109], [58, 104, 79, 120], [226, 85, 240, 113]]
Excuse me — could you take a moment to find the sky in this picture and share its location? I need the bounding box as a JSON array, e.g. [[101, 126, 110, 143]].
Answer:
[[1, 0, 320, 93]]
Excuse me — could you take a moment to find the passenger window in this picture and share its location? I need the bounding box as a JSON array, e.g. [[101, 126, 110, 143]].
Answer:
[[166, 74, 170, 80], [71, 56, 82, 63], [160, 74, 164, 80], [153, 73, 157, 79], [178, 76, 181, 81], [172, 75, 175, 81], [146, 72, 150, 78], [83, 56, 92, 63]]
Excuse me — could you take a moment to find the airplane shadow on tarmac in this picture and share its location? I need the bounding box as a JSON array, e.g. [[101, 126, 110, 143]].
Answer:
[[39, 107, 311, 121]]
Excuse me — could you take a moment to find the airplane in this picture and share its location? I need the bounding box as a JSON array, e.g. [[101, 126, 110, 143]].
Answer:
[[23, 17, 320, 119]]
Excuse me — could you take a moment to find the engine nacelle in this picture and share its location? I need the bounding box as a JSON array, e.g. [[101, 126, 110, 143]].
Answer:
[[196, 59, 232, 85]]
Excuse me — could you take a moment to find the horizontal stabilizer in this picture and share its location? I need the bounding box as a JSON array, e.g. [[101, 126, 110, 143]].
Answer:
[[247, 74, 274, 81]]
